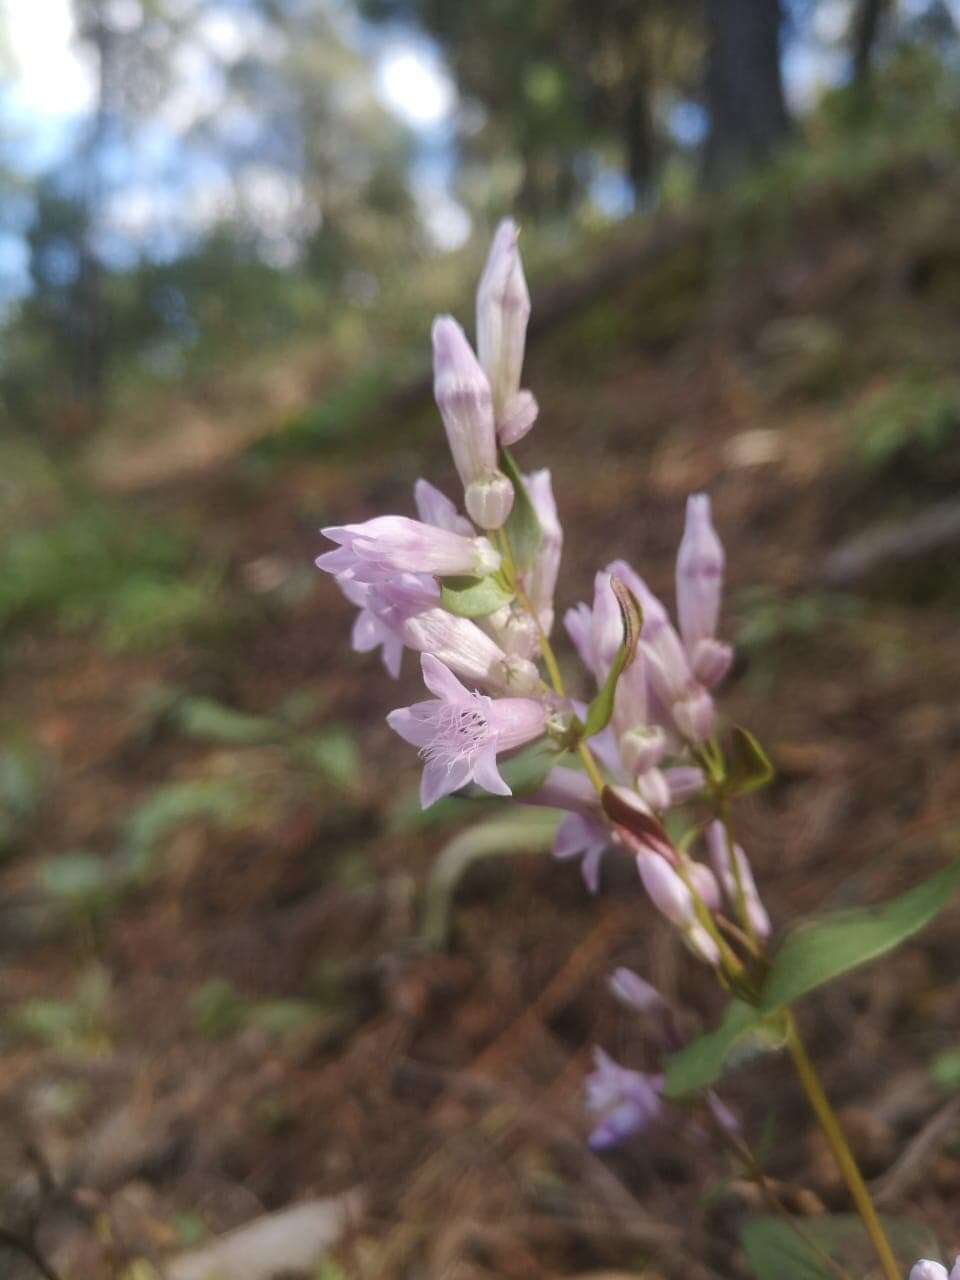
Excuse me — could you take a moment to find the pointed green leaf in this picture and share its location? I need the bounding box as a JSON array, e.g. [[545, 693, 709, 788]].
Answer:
[[663, 1000, 784, 1098], [440, 574, 515, 618], [421, 811, 561, 948], [760, 861, 960, 1015], [726, 725, 774, 795], [582, 579, 643, 738], [499, 448, 542, 572], [741, 1213, 939, 1280]]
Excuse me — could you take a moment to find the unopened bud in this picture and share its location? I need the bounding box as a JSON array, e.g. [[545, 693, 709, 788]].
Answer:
[[497, 654, 544, 697], [635, 767, 671, 813], [672, 687, 715, 744], [465, 470, 515, 530], [685, 922, 721, 967], [620, 725, 667, 777], [486, 602, 539, 659], [636, 850, 695, 929], [432, 315, 498, 494], [476, 219, 531, 428], [498, 390, 539, 446], [691, 637, 734, 689]]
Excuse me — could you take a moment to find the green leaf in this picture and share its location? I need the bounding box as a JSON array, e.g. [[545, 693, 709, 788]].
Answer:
[[499, 448, 542, 572], [175, 697, 281, 746], [741, 1213, 939, 1280], [300, 726, 362, 791], [440, 574, 515, 618], [930, 1047, 960, 1092], [760, 862, 960, 1015], [582, 578, 643, 737], [420, 811, 561, 948], [726, 725, 774, 795], [663, 1000, 785, 1099]]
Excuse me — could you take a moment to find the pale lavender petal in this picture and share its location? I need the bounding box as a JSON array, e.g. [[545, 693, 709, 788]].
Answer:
[[553, 812, 609, 893], [586, 725, 624, 780], [471, 745, 512, 797], [382, 633, 404, 679], [585, 1047, 663, 1150], [420, 652, 471, 704], [420, 755, 473, 808], [498, 390, 538, 445], [523, 766, 597, 813], [608, 968, 666, 1014], [413, 478, 474, 536], [663, 766, 704, 803], [386, 705, 438, 749], [351, 610, 382, 653]]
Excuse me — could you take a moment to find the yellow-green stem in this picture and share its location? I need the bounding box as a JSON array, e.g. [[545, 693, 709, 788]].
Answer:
[[785, 1014, 900, 1280]]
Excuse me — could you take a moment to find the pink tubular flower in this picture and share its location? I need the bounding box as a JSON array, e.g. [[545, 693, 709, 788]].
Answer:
[[387, 654, 547, 808], [475, 218, 538, 443], [585, 1047, 663, 1150], [318, 515, 500, 581], [388, 598, 543, 695], [706, 820, 771, 940], [432, 316, 514, 529], [676, 494, 733, 688]]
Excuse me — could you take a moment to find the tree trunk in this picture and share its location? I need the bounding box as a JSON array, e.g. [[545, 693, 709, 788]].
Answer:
[[703, 0, 791, 185], [852, 0, 888, 91]]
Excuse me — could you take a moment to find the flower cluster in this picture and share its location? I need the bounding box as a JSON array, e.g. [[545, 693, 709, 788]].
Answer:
[[318, 216, 768, 975], [319, 217, 958, 1280]]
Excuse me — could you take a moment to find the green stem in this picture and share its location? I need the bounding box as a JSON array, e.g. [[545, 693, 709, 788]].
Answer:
[[785, 1014, 900, 1280]]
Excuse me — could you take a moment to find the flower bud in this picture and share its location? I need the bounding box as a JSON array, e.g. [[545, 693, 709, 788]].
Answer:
[[636, 850, 695, 929], [432, 315, 498, 492], [497, 653, 544, 696], [635, 767, 671, 814], [485, 602, 540, 659], [464, 470, 515, 530], [691, 637, 734, 689], [498, 390, 539, 446], [476, 219, 531, 428], [620, 725, 667, 777], [685, 922, 722, 967], [688, 861, 722, 911], [676, 493, 724, 654], [608, 967, 666, 1015], [672, 687, 716, 744]]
